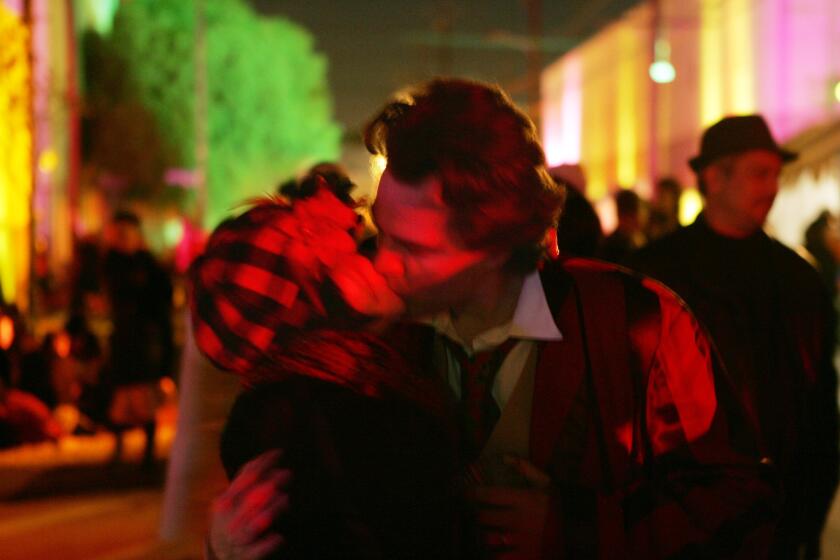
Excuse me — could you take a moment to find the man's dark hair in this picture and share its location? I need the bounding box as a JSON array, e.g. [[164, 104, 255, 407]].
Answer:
[[364, 78, 565, 272]]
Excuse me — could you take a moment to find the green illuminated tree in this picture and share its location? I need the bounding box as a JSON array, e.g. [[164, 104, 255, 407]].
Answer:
[[85, 0, 341, 228]]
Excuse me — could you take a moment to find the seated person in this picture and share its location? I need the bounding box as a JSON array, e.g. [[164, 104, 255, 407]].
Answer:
[[0, 348, 61, 448]]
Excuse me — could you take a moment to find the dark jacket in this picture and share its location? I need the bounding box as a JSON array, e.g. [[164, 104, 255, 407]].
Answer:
[[521, 257, 779, 558], [221, 376, 463, 559], [103, 249, 174, 385], [221, 257, 780, 559], [629, 216, 839, 558]]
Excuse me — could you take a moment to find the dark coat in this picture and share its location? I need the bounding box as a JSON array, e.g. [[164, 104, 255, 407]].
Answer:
[[103, 249, 174, 385], [518, 258, 779, 558], [221, 376, 463, 559], [630, 216, 839, 558]]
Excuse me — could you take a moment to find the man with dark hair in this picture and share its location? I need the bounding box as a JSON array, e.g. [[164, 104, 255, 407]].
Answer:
[[630, 114, 839, 559], [206, 81, 778, 559]]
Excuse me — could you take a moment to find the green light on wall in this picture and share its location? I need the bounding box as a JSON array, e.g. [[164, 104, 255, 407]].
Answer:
[[78, 0, 120, 34]]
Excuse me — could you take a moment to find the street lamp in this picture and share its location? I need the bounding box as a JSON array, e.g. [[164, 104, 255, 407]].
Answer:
[[649, 38, 675, 84]]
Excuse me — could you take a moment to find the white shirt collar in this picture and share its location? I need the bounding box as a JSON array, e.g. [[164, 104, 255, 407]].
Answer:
[[421, 269, 563, 353]]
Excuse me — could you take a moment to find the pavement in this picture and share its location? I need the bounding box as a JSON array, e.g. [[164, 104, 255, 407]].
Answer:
[[0, 405, 188, 560]]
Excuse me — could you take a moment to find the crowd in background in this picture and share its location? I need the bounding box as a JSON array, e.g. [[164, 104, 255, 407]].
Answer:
[[0, 211, 176, 467]]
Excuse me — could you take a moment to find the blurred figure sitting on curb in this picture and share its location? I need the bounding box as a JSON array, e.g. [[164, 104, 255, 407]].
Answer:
[[0, 347, 61, 449]]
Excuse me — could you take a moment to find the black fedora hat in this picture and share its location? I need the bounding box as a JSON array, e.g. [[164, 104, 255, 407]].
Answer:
[[689, 114, 797, 172]]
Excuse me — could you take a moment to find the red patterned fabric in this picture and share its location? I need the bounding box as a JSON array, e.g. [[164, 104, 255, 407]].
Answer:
[[189, 188, 358, 375], [189, 188, 449, 416]]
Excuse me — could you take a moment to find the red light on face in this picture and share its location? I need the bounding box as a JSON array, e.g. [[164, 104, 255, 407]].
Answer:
[[0, 316, 14, 350]]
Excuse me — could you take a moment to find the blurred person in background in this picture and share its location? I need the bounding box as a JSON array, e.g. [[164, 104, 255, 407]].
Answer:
[[548, 164, 603, 258], [597, 188, 648, 264], [646, 176, 682, 241], [102, 210, 175, 467], [0, 346, 61, 448], [804, 210, 840, 301], [630, 115, 839, 560]]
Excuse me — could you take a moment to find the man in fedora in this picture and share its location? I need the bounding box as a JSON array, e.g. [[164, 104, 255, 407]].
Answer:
[[631, 114, 839, 559]]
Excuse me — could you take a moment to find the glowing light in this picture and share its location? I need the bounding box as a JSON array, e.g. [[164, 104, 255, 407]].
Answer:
[[649, 60, 676, 84], [78, 0, 119, 35], [581, 43, 608, 201], [53, 331, 72, 359], [679, 188, 704, 226], [834, 80, 840, 103], [616, 28, 638, 186], [726, 0, 755, 113], [649, 38, 676, 84], [700, 0, 724, 125], [542, 55, 582, 166], [0, 315, 14, 349], [159, 377, 177, 398], [163, 218, 185, 247], [0, 5, 32, 306], [37, 148, 58, 174], [370, 154, 387, 183]]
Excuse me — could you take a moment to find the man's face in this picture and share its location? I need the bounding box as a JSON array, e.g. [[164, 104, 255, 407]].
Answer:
[[705, 150, 782, 236], [371, 169, 502, 317]]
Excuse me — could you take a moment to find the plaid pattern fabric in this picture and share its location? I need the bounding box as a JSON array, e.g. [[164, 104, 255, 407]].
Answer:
[[189, 190, 358, 375]]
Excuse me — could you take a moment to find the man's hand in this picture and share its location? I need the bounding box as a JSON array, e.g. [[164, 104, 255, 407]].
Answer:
[[471, 456, 552, 559], [208, 450, 290, 560]]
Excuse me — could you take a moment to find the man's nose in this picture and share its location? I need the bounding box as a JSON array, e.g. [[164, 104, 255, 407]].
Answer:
[[373, 249, 405, 279]]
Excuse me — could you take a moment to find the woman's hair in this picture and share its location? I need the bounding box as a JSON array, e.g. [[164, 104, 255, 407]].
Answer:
[[364, 78, 565, 272], [190, 184, 366, 377]]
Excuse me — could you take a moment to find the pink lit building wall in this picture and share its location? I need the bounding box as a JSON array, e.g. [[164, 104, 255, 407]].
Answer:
[[541, 0, 840, 216]]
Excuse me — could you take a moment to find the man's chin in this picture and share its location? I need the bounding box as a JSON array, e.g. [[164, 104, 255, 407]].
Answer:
[[402, 297, 451, 320]]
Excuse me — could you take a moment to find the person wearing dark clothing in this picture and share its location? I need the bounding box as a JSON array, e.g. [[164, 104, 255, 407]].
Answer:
[[219, 337, 461, 559], [805, 210, 840, 300], [0, 347, 61, 448], [102, 211, 174, 465], [548, 164, 603, 258], [598, 189, 647, 264], [630, 114, 839, 560], [646, 176, 682, 241]]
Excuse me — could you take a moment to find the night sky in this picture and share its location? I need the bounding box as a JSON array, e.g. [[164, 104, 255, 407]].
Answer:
[[250, 0, 641, 133]]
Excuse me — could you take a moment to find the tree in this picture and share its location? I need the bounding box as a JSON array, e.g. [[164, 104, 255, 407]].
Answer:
[[83, 0, 341, 228]]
